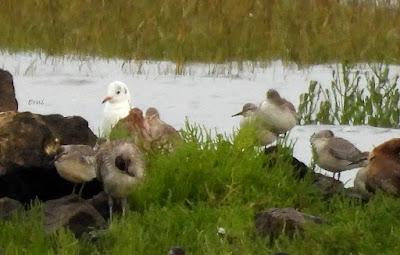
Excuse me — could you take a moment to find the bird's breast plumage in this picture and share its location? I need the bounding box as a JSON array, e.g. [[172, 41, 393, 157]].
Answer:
[[259, 100, 296, 134]]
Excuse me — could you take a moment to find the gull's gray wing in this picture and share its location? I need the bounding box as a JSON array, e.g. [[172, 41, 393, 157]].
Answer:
[[328, 137, 366, 163]]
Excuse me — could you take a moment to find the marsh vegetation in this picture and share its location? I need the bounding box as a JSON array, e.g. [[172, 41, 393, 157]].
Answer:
[[299, 64, 400, 128], [2, 0, 400, 72]]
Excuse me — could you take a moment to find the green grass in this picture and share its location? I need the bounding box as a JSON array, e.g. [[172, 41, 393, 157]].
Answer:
[[2, 123, 400, 254], [298, 63, 400, 128], [2, 0, 400, 70]]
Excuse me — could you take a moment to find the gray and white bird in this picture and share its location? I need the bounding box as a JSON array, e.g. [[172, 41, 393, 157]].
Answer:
[[102, 81, 132, 137], [232, 103, 277, 147], [259, 89, 297, 135], [96, 140, 145, 221], [310, 130, 369, 179], [54, 144, 97, 196]]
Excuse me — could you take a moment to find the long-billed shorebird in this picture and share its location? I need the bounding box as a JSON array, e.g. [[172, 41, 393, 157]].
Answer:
[[259, 89, 297, 135], [54, 144, 96, 196], [102, 81, 132, 136], [232, 103, 277, 147], [145, 107, 180, 151], [310, 130, 369, 180], [96, 140, 145, 220]]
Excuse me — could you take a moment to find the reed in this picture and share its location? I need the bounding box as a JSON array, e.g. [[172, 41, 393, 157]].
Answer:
[[1, 0, 400, 72]]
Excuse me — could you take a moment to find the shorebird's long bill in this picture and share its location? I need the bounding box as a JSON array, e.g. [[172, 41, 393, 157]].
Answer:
[[231, 111, 243, 117], [102, 96, 112, 104]]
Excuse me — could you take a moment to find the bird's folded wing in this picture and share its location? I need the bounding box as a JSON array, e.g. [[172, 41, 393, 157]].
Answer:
[[328, 137, 365, 163], [283, 99, 296, 114]]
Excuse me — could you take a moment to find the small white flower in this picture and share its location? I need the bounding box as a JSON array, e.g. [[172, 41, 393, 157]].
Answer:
[[217, 227, 226, 236]]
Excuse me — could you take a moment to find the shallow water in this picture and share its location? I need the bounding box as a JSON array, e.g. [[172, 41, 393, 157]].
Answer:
[[3, 52, 400, 186]]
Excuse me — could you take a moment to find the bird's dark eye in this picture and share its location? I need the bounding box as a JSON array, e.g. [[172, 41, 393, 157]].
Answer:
[[116, 90, 121, 95]]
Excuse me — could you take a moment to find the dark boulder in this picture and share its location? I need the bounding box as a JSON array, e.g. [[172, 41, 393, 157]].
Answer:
[[0, 111, 96, 173], [0, 168, 102, 204], [255, 208, 324, 242], [168, 247, 186, 255], [264, 146, 309, 180], [41, 114, 97, 146], [312, 173, 344, 199], [87, 192, 123, 220], [0, 111, 58, 172], [0, 197, 23, 219], [343, 187, 371, 203], [0, 111, 102, 204], [43, 195, 106, 237], [0, 69, 18, 112]]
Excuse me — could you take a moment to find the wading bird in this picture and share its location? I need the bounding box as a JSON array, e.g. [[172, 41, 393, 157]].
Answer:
[[310, 130, 369, 180]]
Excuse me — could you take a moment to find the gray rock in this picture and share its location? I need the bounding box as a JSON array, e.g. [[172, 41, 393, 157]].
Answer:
[[0, 69, 18, 112], [44, 194, 106, 237], [168, 247, 186, 255], [0, 197, 23, 219], [344, 187, 372, 203], [87, 191, 122, 220], [255, 208, 324, 241], [312, 173, 344, 199]]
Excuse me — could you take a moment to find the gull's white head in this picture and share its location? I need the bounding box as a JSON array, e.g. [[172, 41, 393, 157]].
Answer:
[[102, 81, 131, 105]]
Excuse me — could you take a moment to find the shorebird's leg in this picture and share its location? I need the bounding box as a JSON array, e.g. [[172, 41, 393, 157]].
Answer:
[[78, 183, 85, 197], [108, 196, 114, 222], [121, 197, 128, 217], [72, 184, 77, 195]]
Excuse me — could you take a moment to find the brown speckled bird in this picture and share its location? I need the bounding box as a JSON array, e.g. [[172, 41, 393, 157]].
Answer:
[[54, 144, 96, 196], [145, 107, 180, 151], [96, 139, 145, 220]]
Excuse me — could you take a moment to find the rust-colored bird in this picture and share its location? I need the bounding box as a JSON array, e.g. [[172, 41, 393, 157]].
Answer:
[[111, 107, 152, 150], [366, 138, 400, 196]]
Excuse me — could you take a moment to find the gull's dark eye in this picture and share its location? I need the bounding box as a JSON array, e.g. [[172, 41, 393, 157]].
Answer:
[[116, 90, 121, 95]]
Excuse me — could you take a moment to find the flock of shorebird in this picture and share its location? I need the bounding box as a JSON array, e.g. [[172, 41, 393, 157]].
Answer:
[[53, 80, 400, 220]]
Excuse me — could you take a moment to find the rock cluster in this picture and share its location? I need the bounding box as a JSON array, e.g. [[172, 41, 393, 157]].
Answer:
[[0, 69, 18, 112]]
